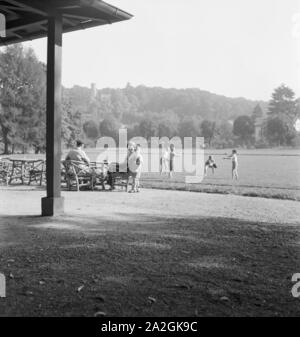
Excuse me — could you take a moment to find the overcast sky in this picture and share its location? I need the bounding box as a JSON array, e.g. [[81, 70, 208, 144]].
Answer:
[[22, 0, 300, 101]]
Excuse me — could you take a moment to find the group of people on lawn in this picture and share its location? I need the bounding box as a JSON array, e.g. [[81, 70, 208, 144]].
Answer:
[[65, 140, 143, 192], [159, 144, 177, 178], [65, 140, 239, 192], [160, 145, 239, 180], [205, 150, 239, 180]]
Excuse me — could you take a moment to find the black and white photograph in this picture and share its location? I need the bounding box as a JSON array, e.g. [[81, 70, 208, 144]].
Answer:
[[0, 0, 299, 323]]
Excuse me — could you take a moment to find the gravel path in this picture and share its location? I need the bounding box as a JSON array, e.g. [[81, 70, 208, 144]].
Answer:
[[0, 187, 299, 225]]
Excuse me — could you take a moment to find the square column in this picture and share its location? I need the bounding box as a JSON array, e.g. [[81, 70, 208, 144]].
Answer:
[[42, 14, 64, 216]]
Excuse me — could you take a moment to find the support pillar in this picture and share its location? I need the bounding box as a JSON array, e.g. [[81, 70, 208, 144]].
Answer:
[[42, 14, 64, 216]]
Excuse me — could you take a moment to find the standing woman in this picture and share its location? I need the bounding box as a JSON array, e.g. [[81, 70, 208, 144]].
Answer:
[[133, 144, 143, 192], [224, 149, 238, 180], [159, 144, 169, 175]]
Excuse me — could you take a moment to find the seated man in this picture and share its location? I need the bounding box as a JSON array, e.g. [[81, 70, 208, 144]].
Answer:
[[65, 140, 90, 170], [65, 140, 96, 189]]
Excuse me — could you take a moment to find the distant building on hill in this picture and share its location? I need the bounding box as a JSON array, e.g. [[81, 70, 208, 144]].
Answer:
[[251, 103, 267, 144], [254, 117, 267, 143], [90, 83, 97, 101], [99, 93, 111, 102]]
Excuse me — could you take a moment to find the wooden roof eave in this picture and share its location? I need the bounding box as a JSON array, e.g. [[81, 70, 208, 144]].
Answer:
[[0, 0, 133, 46]]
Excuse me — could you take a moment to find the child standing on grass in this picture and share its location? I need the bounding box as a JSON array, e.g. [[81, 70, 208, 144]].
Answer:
[[128, 144, 143, 193], [224, 149, 238, 180], [134, 144, 143, 192], [169, 144, 177, 179]]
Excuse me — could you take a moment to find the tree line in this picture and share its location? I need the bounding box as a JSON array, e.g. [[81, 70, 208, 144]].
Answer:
[[0, 45, 299, 154], [80, 84, 300, 148], [0, 45, 81, 154]]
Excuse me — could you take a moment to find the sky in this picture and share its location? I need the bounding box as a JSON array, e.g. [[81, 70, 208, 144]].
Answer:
[[21, 0, 300, 101]]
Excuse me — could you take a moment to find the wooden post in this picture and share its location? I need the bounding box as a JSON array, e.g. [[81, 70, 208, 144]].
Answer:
[[42, 14, 64, 216]]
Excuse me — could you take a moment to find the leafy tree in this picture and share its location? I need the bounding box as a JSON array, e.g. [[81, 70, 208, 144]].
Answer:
[[67, 85, 91, 115], [158, 121, 176, 139], [296, 98, 300, 117], [124, 82, 139, 116], [83, 120, 99, 146], [61, 93, 82, 149], [19, 49, 46, 153], [200, 120, 216, 146], [178, 119, 200, 139], [99, 117, 120, 141], [110, 90, 130, 121], [233, 115, 255, 146], [138, 119, 158, 140], [0, 104, 21, 154], [0, 45, 25, 152], [265, 117, 287, 146], [156, 110, 179, 139], [177, 118, 201, 147], [0, 45, 46, 154], [127, 124, 141, 140], [213, 121, 234, 148]]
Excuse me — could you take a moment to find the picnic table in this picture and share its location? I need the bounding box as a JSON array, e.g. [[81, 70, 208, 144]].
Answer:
[[10, 158, 45, 185], [0, 158, 46, 185], [0, 158, 12, 186]]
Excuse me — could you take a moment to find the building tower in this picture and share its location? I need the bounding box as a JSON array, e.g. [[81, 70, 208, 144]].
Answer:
[[90, 82, 97, 101]]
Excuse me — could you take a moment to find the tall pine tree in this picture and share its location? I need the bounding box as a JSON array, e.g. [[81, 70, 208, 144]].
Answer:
[[268, 84, 297, 118]]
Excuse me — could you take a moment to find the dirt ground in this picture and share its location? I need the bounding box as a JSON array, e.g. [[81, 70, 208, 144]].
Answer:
[[0, 187, 299, 316]]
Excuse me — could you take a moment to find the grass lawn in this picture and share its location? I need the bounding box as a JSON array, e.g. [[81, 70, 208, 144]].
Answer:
[[140, 149, 300, 201], [4, 148, 300, 200]]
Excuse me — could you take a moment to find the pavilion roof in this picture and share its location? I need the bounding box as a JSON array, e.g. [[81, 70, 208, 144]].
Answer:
[[0, 0, 133, 46]]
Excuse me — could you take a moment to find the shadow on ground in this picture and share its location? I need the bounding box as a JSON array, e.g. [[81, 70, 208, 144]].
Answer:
[[0, 212, 299, 317]]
